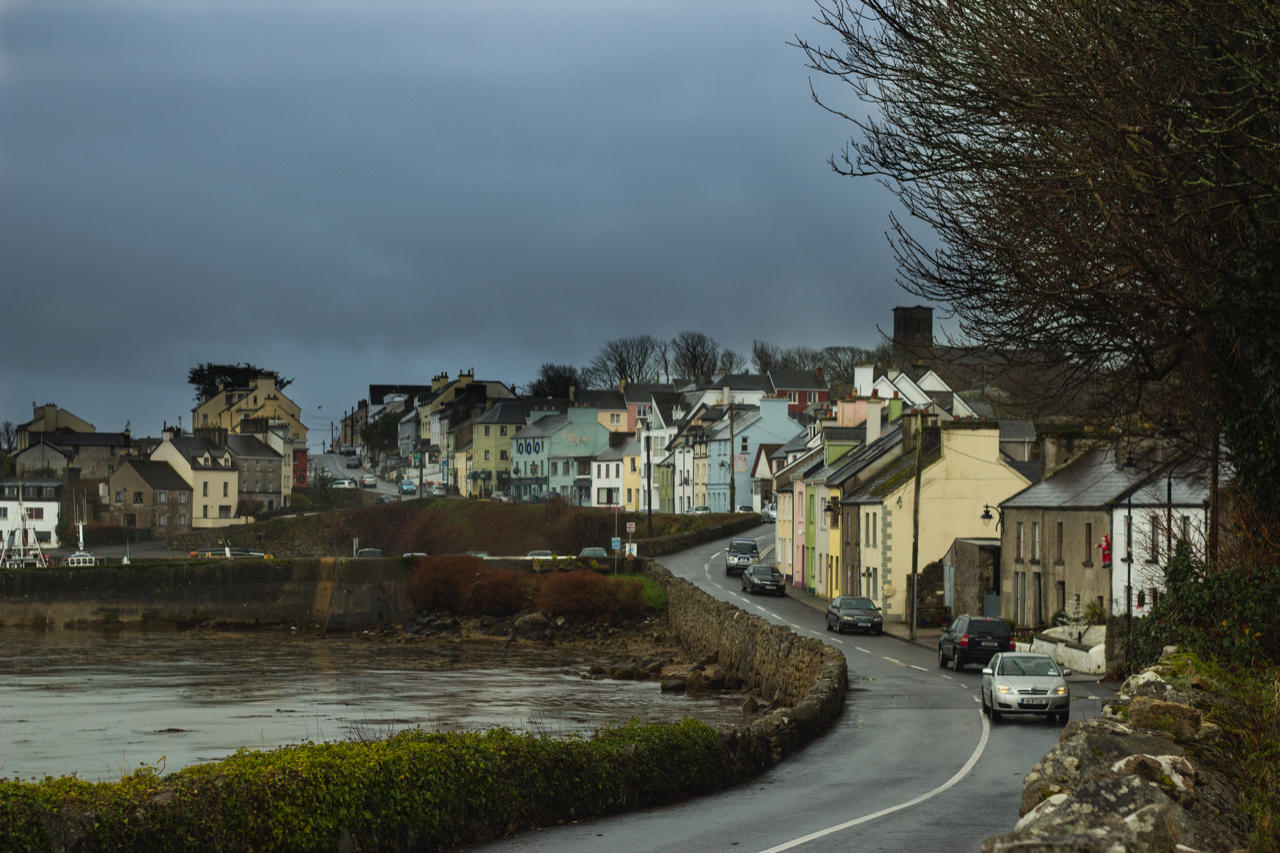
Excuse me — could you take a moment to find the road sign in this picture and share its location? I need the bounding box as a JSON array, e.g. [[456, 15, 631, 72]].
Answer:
[[626, 521, 636, 534], [611, 536, 622, 551]]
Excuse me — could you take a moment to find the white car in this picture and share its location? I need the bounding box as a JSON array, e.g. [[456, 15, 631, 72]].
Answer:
[[981, 652, 1071, 724], [690, 505, 711, 515], [760, 504, 777, 523], [331, 477, 357, 489]]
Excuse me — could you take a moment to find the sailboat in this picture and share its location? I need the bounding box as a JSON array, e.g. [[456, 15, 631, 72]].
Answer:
[[64, 490, 98, 567], [1, 478, 50, 569]]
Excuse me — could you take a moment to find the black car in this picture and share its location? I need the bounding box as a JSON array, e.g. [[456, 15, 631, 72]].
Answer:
[[938, 614, 1015, 671], [825, 596, 884, 634], [724, 537, 759, 576], [741, 563, 786, 596]]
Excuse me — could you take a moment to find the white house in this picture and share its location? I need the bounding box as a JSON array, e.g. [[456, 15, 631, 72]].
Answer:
[[1110, 467, 1209, 619], [1, 479, 62, 557]]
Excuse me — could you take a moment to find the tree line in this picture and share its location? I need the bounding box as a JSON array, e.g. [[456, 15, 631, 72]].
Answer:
[[525, 333, 893, 398]]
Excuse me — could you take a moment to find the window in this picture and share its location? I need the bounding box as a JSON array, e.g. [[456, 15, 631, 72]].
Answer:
[[222, 482, 229, 497], [615, 463, 620, 478], [500, 425, 508, 436], [1031, 522, 1040, 562], [157, 513, 167, 527], [0, 507, 6, 520], [1016, 522, 1024, 561], [115, 490, 125, 503], [1056, 580, 1065, 614], [1084, 522, 1093, 564], [1148, 516, 1160, 562], [630, 458, 637, 472], [219, 505, 231, 518], [1180, 515, 1190, 542], [203, 506, 209, 518], [499, 450, 508, 461], [179, 492, 188, 505], [1055, 522, 1064, 563], [609, 413, 621, 426], [157, 491, 167, 505], [133, 491, 144, 504], [203, 482, 209, 498], [178, 513, 186, 526], [26, 507, 44, 520], [483, 450, 490, 461], [741, 436, 748, 452], [484, 425, 490, 436], [626, 488, 632, 503], [255, 461, 261, 472]]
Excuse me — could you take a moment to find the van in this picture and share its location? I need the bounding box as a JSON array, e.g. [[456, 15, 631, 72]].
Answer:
[[725, 537, 760, 576]]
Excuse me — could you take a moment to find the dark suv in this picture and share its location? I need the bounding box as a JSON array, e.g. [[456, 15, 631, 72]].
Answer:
[[938, 614, 1015, 671], [725, 537, 759, 575]]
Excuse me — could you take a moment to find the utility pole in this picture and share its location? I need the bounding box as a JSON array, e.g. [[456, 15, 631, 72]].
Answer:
[[728, 400, 736, 511], [910, 409, 923, 642], [645, 431, 653, 536]]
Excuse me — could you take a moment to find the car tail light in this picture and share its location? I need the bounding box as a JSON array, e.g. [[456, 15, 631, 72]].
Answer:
[[959, 633, 969, 648], [1007, 636, 1016, 651]]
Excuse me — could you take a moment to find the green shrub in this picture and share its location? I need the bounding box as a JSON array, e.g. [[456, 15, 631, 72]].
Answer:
[[1131, 545, 1280, 670]]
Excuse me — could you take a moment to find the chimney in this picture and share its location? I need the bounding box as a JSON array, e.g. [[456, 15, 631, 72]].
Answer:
[[723, 385, 731, 406], [866, 397, 882, 445], [815, 367, 824, 381], [854, 364, 874, 397]]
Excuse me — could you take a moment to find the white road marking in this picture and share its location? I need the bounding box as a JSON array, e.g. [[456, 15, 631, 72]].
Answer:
[[883, 656, 902, 665], [854, 646, 871, 654], [758, 711, 991, 853], [909, 665, 928, 672], [940, 674, 953, 681]]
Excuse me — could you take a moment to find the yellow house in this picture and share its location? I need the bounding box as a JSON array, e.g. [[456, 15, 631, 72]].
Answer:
[[849, 419, 1031, 623], [150, 432, 244, 529], [621, 437, 644, 511], [192, 375, 307, 444]]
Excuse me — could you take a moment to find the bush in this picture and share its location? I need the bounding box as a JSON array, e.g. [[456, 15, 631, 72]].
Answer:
[[459, 566, 534, 617], [534, 571, 647, 623], [407, 555, 471, 612], [1131, 545, 1280, 670]]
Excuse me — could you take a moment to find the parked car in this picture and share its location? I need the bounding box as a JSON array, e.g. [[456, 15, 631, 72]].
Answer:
[[760, 504, 777, 523], [346, 458, 361, 469], [399, 480, 417, 495], [377, 495, 397, 504], [578, 546, 609, 559], [402, 552, 428, 558], [724, 537, 759, 576], [331, 478, 357, 489], [736, 505, 755, 514], [491, 491, 514, 503], [690, 505, 711, 515], [938, 614, 1016, 671], [428, 485, 447, 497], [981, 652, 1071, 724], [355, 547, 384, 558], [742, 563, 785, 596], [825, 596, 883, 634], [360, 474, 377, 488], [527, 549, 554, 559]]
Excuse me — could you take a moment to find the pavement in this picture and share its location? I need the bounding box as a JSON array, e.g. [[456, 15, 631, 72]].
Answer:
[[781, 582, 943, 651]]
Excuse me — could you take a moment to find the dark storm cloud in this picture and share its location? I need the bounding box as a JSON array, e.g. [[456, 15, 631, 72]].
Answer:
[[1, 1, 907, 440]]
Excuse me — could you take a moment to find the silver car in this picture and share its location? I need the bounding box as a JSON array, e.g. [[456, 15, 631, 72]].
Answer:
[[981, 652, 1071, 724]]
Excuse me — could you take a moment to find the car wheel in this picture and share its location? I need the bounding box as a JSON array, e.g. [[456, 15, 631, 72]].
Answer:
[[1057, 711, 1069, 725], [938, 646, 947, 668], [981, 688, 989, 715], [990, 705, 1002, 723], [951, 652, 964, 672], [874, 627, 882, 635], [825, 616, 832, 632]]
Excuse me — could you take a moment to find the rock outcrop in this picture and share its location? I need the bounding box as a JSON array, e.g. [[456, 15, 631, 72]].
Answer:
[[983, 652, 1248, 852]]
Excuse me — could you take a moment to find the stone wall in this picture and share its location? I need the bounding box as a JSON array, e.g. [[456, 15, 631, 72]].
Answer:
[[647, 562, 848, 769], [0, 559, 413, 632], [983, 651, 1249, 851]]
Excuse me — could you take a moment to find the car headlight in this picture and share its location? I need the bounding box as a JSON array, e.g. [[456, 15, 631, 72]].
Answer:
[[996, 685, 1012, 695], [1054, 686, 1068, 695]]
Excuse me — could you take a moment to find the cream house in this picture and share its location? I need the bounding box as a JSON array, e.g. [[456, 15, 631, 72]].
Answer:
[[150, 431, 243, 528]]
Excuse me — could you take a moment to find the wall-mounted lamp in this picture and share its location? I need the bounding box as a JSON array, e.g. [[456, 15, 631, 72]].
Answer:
[[980, 504, 1004, 530]]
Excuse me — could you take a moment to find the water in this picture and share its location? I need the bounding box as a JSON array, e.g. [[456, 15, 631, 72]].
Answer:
[[0, 628, 745, 782]]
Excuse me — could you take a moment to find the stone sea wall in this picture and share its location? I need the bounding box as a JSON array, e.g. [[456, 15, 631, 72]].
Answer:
[[0, 559, 413, 632]]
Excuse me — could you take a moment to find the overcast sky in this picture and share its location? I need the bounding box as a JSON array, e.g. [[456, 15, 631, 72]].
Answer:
[[1, 0, 914, 448]]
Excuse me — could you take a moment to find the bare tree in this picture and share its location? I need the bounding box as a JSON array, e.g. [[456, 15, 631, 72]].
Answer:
[[670, 331, 720, 384], [752, 340, 782, 374], [655, 340, 672, 383], [584, 335, 660, 389], [718, 348, 746, 375], [0, 420, 14, 453], [779, 346, 825, 372], [527, 363, 584, 398], [797, 0, 1280, 520]]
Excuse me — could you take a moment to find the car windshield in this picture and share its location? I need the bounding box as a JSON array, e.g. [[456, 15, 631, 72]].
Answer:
[[839, 598, 875, 611], [729, 540, 758, 553], [750, 566, 779, 578], [999, 657, 1059, 676]]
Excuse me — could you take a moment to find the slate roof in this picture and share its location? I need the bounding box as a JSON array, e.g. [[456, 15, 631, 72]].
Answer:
[[844, 443, 942, 503], [999, 419, 1037, 443], [820, 427, 863, 443], [831, 424, 905, 490], [475, 400, 532, 425], [518, 414, 567, 439], [622, 383, 676, 404], [119, 459, 191, 492], [226, 435, 280, 459], [709, 373, 774, 392], [1001, 447, 1144, 510], [167, 435, 236, 469], [769, 369, 828, 390], [574, 390, 626, 409]]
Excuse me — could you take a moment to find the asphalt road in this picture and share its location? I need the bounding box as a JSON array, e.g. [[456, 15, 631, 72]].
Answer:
[[476, 527, 1115, 853]]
